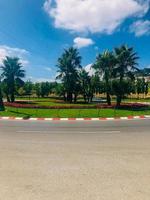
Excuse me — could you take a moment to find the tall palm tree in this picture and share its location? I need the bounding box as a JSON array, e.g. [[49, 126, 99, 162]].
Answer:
[[1, 57, 25, 102], [93, 50, 115, 105], [114, 45, 139, 105], [56, 47, 82, 103], [114, 45, 139, 81]]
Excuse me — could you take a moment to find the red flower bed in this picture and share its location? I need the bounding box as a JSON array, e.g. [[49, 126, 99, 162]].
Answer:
[[4, 102, 149, 110]]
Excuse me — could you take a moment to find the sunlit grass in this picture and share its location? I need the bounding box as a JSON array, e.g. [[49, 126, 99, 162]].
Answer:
[[0, 107, 150, 118]]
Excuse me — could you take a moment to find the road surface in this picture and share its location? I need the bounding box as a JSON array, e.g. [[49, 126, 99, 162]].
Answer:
[[0, 119, 150, 200]]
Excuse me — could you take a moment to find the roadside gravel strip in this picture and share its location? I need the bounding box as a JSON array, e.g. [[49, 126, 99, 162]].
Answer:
[[0, 115, 150, 121]]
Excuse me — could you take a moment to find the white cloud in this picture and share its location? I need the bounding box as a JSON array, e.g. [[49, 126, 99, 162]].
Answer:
[[44, 67, 52, 72], [85, 63, 95, 76], [73, 37, 94, 49], [130, 20, 150, 36], [29, 76, 55, 83], [44, 0, 149, 34], [44, 0, 52, 12], [0, 45, 29, 65]]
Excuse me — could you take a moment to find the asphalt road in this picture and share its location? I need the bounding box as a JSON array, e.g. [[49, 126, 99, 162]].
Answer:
[[0, 119, 150, 200]]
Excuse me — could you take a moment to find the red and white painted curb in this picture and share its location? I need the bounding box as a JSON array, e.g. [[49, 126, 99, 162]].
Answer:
[[0, 116, 150, 121]]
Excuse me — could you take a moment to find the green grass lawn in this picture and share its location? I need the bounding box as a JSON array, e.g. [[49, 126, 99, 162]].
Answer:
[[1, 96, 150, 118], [16, 97, 98, 107], [0, 107, 150, 118], [16, 97, 150, 107]]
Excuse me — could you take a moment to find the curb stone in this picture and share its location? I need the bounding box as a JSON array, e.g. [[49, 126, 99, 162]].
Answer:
[[0, 116, 150, 121]]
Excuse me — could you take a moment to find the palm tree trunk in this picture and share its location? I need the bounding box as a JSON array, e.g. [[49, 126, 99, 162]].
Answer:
[[6, 94, 10, 102], [116, 95, 122, 107], [0, 88, 5, 111], [106, 92, 111, 105], [105, 79, 111, 105], [10, 92, 15, 103], [83, 95, 87, 103], [90, 95, 93, 103], [10, 82, 15, 102], [74, 94, 77, 103], [67, 92, 73, 103], [63, 94, 66, 102]]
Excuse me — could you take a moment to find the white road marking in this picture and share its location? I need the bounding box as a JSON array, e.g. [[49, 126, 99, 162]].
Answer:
[[17, 130, 121, 134], [79, 131, 121, 134], [17, 130, 46, 133]]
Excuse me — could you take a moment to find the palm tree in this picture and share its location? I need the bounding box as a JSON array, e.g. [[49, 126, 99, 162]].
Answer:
[[56, 47, 82, 103], [114, 45, 139, 81], [93, 50, 115, 105], [114, 45, 139, 105], [1, 57, 25, 102]]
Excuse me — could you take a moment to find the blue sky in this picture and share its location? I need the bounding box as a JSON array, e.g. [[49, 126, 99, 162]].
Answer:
[[0, 0, 150, 82]]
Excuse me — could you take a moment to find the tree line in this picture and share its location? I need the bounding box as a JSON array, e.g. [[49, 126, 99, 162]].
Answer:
[[56, 45, 149, 105], [0, 45, 150, 111]]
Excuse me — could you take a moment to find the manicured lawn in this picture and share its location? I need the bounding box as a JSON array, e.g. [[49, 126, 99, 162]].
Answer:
[[36, 101, 96, 107], [16, 97, 150, 107], [16, 97, 97, 107], [0, 107, 150, 118], [1, 97, 150, 118]]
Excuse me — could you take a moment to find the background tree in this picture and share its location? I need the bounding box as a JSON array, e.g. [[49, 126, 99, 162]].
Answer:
[[137, 68, 150, 77], [56, 47, 82, 103], [17, 87, 25, 97], [49, 82, 58, 95], [34, 83, 41, 98], [54, 83, 66, 100], [145, 82, 149, 97], [79, 69, 100, 103], [93, 50, 115, 105], [0, 57, 25, 102], [136, 78, 148, 98], [23, 80, 33, 98], [40, 82, 50, 97]]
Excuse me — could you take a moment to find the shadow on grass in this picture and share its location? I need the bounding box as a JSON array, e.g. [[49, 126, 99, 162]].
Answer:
[[16, 101, 36, 105], [9, 110, 33, 119], [116, 106, 150, 112]]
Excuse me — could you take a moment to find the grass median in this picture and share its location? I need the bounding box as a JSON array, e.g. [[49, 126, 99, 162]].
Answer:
[[0, 107, 150, 118]]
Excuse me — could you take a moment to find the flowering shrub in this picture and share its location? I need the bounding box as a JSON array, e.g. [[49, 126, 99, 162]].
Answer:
[[4, 102, 149, 110]]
